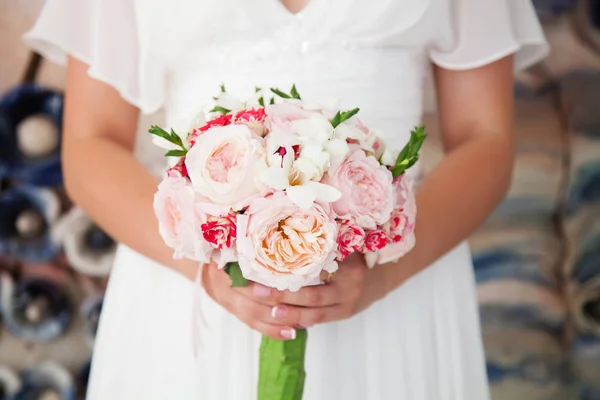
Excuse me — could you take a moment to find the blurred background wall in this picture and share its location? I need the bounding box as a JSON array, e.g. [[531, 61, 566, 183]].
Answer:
[[0, 1, 599, 399]]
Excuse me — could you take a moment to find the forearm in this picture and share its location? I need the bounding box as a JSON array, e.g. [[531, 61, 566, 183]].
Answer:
[[389, 133, 514, 287], [63, 136, 197, 280]]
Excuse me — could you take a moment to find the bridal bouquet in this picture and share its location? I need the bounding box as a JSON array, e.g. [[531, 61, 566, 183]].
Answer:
[[150, 85, 425, 399]]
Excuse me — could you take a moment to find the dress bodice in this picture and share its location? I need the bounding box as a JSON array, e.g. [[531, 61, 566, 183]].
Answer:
[[144, 0, 444, 152], [25, 0, 548, 172]]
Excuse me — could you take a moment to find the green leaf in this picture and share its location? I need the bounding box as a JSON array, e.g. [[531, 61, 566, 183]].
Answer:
[[290, 84, 301, 100], [149, 125, 187, 152], [149, 125, 182, 146], [331, 108, 360, 128], [270, 88, 292, 99], [258, 97, 265, 107], [220, 83, 226, 93], [392, 125, 427, 177], [270, 97, 276, 105], [164, 149, 187, 157], [209, 106, 231, 114], [169, 128, 184, 148], [330, 111, 342, 128], [224, 262, 249, 287], [255, 86, 262, 93], [339, 107, 360, 124], [148, 125, 171, 140]]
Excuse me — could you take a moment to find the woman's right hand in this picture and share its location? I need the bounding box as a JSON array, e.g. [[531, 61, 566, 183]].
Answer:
[[201, 264, 299, 340]]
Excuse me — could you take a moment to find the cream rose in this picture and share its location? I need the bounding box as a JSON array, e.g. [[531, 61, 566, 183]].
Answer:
[[236, 192, 338, 291], [185, 124, 267, 214]]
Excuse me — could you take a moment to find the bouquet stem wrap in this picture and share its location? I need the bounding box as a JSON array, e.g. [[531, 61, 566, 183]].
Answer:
[[258, 329, 307, 400]]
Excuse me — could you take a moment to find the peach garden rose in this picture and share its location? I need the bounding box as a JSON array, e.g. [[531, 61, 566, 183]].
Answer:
[[236, 192, 338, 292]]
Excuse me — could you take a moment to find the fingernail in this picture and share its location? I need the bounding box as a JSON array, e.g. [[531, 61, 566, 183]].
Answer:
[[271, 306, 287, 319], [253, 284, 271, 298], [281, 328, 296, 340]]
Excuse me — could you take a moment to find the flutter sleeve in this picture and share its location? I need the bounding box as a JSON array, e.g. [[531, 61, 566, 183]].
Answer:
[[24, 0, 165, 114], [428, 0, 549, 71]]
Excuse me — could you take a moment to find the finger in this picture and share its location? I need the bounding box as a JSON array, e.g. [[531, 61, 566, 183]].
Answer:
[[279, 284, 341, 307], [250, 321, 298, 341], [234, 282, 278, 306], [227, 292, 298, 339], [270, 304, 350, 327], [229, 289, 298, 327]]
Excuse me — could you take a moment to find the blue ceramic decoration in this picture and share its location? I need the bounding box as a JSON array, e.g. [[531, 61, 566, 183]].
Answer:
[[0, 84, 63, 187], [571, 335, 600, 398], [0, 365, 21, 400], [0, 272, 71, 342], [15, 362, 75, 400], [51, 208, 115, 276], [0, 186, 61, 262]]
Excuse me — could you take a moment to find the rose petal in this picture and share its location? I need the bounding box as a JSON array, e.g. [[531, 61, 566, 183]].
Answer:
[[259, 166, 291, 191], [286, 185, 317, 210], [305, 181, 342, 203], [365, 252, 378, 269], [325, 138, 349, 166], [291, 116, 334, 145], [213, 247, 238, 269]]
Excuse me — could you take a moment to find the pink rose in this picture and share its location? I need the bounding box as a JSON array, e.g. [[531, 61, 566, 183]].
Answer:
[[236, 192, 338, 291], [201, 212, 237, 250], [167, 158, 188, 178], [154, 174, 212, 263], [325, 147, 395, 229], [185, 124, 268, 215], [384, 208, 409, 243], [363, 229, 388, 252], [336, 221, 365, 261], [234, 108, 266, 137], [365, 175, 417, 268]]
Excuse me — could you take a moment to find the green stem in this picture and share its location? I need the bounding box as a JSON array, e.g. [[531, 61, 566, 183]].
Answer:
[[257, 329, 308, 400]]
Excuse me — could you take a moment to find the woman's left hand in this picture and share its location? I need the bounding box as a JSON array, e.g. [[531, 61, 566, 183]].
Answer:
[[235, 253, 403, 328]]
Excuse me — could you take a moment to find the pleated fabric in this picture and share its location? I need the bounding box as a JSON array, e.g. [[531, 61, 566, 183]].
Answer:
[[86, 242, 489, 400]]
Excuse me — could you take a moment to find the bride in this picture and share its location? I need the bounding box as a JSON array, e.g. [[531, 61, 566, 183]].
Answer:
[[26, 0, 547, 398]]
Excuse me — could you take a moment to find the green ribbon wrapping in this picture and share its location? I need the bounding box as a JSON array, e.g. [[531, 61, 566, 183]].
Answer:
[[226, 263, 308, 399], [258, 329, 308, 400]]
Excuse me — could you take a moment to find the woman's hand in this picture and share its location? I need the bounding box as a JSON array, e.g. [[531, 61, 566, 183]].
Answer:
[[205, 253, 403, 340], [202, 263, 299, 341], [259, 253, 399, 327]]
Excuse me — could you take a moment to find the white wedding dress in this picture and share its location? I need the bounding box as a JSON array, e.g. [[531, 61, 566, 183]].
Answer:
[[25, 0, 548, 399]]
